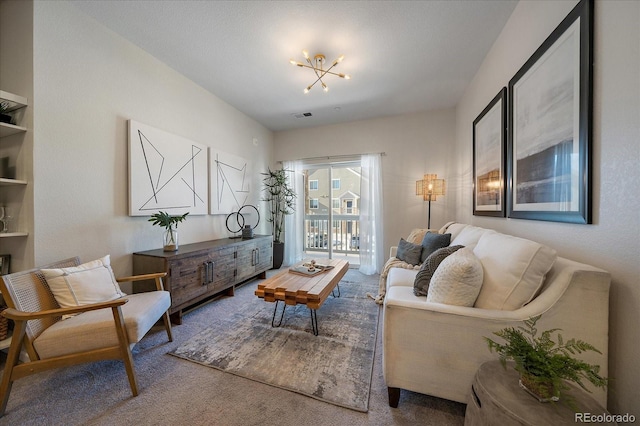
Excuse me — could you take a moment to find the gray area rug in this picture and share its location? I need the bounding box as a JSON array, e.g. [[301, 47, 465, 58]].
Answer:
[[169, 270, 379, 412]]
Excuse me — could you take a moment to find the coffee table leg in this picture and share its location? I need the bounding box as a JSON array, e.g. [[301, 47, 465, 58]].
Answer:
[[272, 300, 286, 327], [332, 283, 341, 298], [310, 308, 319, 336]]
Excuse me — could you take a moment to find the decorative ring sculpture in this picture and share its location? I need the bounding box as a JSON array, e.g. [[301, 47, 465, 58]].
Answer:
[[225, 204, 260, 237]]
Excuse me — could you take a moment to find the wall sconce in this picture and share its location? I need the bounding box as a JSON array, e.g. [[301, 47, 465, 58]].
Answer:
[[416, 174, 446, 229]]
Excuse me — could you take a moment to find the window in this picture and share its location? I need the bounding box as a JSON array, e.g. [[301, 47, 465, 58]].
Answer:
[[332, 198, 340, 209], [332, 178, 340, 190], [309, 199, 319, 209], [309, 180, 318, 190]]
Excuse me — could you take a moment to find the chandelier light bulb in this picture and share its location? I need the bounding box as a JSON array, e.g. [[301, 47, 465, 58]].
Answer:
[[291, 50, 351, 93]]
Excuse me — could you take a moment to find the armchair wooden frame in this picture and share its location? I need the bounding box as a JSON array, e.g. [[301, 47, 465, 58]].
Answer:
[[0, 258, 173, 416]]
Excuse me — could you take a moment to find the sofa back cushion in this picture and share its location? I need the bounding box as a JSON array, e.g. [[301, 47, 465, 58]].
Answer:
[[473, 232, 557, 310], [450, 225, 491, 249]]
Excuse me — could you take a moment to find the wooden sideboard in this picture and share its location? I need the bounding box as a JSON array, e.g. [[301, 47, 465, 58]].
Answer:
[[133, 235, 272, 324]]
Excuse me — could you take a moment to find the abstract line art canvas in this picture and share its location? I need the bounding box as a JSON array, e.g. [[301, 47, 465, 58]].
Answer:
[[128, 120, 208, 216], [209, 149, 252, 215]]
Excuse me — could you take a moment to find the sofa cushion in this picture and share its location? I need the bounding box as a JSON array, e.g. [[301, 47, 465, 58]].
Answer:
[[396, 238, 423, 266], [42, 255, 126, 317], [427, 248, 483, 306], [441, 223, 468, 241], [473, 232, 557, 310], [450, 225, 491, 249], [414, 245, 464, 296], [420, 232, 452, 263]]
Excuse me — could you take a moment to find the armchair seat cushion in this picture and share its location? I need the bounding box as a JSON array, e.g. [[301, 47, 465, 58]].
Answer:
[[33, 291, 170, 359]]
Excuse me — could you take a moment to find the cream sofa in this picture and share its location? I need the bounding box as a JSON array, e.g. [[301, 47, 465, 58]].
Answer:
[[382, 223, 610, 408]]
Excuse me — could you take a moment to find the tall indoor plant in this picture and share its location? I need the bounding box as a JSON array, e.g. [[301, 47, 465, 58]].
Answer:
[[485, 315, 607, 403], [262, 167, 296, 268], [148, 211, 189, 251]]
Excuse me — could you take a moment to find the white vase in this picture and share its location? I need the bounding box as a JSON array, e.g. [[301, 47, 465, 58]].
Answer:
[[163, 229, 178, 251]]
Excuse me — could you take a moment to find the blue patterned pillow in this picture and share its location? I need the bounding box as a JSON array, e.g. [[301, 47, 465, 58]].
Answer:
[[414, 245, 464, 296]]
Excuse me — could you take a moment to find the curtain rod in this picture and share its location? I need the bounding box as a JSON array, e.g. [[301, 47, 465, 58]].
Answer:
[[277, 152, 386, 163]]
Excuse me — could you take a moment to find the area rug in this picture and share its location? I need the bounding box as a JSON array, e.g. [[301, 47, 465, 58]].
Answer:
[[169, 270, 380, 412]]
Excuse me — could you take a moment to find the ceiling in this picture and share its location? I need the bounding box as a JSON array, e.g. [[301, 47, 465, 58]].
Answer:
[[70, 0, 518, 132]]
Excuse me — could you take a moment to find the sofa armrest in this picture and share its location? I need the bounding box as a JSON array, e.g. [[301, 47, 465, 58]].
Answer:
[[389, 246, 397, 258]]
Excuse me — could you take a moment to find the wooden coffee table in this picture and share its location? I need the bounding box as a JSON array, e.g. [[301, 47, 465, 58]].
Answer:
[[255, 259, 349, 335]]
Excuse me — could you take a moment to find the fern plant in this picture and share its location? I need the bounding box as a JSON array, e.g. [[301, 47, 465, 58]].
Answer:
[[485, 315, 607, 401]]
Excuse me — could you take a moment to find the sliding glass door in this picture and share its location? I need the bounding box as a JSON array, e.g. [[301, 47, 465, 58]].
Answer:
[[303, 161, 361, 265]]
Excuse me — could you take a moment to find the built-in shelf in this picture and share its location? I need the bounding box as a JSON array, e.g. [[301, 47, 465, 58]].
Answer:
[[0, 122, 27, 138], [0, 232, 28, 238], [0, 90, 28, 111], [0, 178, 27, 186]]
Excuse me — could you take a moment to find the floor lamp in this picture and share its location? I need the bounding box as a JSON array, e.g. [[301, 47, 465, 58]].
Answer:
[[416, 174, 446, 229]]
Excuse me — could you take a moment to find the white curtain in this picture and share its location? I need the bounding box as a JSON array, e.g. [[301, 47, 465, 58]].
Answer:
[[283, 160, 305, 266], [359, 154, 384, 275]]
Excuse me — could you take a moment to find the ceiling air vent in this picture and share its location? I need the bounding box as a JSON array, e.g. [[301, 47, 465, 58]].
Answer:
[[292, 112, 313, 119]]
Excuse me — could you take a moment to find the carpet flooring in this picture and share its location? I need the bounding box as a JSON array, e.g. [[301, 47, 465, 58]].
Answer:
[[0, 268, 466, 425], [170, 271, 379, 412]]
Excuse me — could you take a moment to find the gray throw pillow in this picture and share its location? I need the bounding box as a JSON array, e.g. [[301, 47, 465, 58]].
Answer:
[[396, 238, 423, 266], [420, 232, 452, 263], [414, 245, 464, 296]]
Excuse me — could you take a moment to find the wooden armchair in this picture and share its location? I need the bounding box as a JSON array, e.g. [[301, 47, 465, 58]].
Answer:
[[0, 257, 173, 416]]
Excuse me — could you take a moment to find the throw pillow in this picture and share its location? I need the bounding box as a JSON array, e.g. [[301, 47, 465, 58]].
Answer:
[[395, 238, 423, 266], [472, 232, 557, 310], [420, 232, 451, 263], [413, 245, 464, 296], [42, 255, 126, 316], [427, 248, 484, 307]]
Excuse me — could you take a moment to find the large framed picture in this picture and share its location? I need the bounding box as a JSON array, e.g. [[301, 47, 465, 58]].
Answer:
[[508, 0, 593, 224], [473, 87, 506, 217]]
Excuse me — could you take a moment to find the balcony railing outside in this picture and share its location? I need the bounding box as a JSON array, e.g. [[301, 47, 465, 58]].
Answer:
[[305, 214, 360, 253]]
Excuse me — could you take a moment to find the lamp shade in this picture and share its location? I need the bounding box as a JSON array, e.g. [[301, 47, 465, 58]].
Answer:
[[416, 174, 446, 201]]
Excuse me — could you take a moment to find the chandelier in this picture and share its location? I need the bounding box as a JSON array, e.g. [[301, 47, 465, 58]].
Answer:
[[289, 50, 351, 93]]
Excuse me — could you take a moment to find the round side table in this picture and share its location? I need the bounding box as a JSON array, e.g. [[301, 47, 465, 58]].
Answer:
[[464, 361, 614, 425]]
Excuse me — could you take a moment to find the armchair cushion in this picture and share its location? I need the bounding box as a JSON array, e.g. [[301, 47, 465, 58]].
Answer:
[[42, 255, 125, 316], [33, 291, 171, 359]]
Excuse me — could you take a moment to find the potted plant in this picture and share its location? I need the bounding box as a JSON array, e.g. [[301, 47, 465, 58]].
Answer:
[[148, 211, 189, 251], [485, 315, 607, 403], [262, 167, 296, 268]]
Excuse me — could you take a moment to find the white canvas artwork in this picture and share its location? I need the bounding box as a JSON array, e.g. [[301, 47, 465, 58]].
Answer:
[[210, 149, 252, 215], [128, 120, 208, 216]]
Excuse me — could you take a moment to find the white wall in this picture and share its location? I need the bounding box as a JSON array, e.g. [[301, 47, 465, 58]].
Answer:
[[32, 1, 274, 283], [275, 109, 456, 265], [455, 0, 640, 415]]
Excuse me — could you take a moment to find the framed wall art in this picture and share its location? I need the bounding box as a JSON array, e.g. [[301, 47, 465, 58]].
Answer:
[[507, 0, 593, 224], [128, 120, 208, 217], [209, 149, 252, 215], [473, 87, 506, 217]]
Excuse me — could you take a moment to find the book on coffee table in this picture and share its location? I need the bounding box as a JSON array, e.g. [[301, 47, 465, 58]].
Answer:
[[289, 262, 334, 277]]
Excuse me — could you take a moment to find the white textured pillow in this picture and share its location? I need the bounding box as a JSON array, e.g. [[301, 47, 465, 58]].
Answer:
[[427, 248, 483, 307], [42, 255, 126, 313], [473, 232, 557, 310]]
